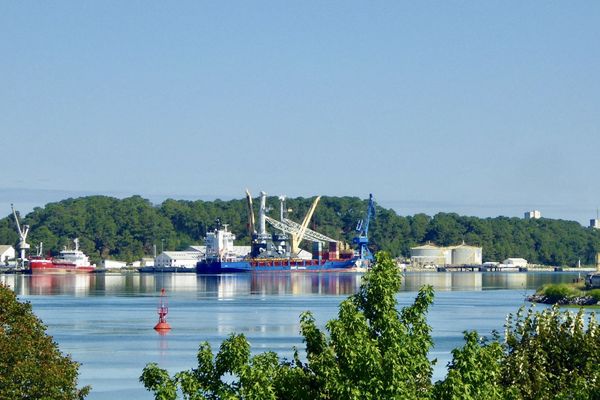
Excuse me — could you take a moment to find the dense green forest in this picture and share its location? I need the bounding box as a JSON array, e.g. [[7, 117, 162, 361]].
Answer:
[[1, 195, 599, 266]]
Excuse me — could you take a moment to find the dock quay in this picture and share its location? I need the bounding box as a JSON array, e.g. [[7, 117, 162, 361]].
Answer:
[[436, 265, 528, 272], [0, 267, 27, 274]]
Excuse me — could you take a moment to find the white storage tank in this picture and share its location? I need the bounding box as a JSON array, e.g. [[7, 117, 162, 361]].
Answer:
[[451, 244, 483, 265], [410, 244, 451, 267]]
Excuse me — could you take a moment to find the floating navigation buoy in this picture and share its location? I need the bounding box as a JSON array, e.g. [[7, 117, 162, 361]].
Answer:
[[154, 288, 171, 332]]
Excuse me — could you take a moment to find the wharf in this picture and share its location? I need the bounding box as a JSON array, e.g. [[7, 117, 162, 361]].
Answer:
[[0, 267, 27, 274], [436, 265, 528, 272]]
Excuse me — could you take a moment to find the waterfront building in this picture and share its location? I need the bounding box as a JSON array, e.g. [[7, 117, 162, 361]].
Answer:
[[102, 259, 127, 269], [140, 257, 155, 267], [502, 258, 528, 268], [155, 251, 204, 269], [0, 245, 15, 265]]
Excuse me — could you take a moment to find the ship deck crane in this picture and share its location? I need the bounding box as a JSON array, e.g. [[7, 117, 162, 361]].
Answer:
[[353, 194, 375, 261], [245, 189, 256, 236], [293, 196, 321, 253], [281, 218, 337, 243], [259, 194, 332, 254], [264, 215, 337, 245]]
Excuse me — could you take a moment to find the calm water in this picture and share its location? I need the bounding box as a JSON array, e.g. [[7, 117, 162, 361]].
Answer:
[[0, 271, 587, 399]]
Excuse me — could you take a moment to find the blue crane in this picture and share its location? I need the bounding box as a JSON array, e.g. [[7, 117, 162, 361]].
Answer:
[[353, 194, 375, 262]]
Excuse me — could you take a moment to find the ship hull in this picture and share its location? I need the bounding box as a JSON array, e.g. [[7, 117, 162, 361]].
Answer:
[[29, 260, 95, 274], [197, 258, 361, 274]]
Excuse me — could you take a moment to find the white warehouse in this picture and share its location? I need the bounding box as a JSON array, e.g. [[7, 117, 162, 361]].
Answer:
[[0, 245, 15, 265], [155, 251, 204, 269]]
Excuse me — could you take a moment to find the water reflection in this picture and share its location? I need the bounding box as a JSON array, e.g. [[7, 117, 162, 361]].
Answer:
[[196, 273, 363, 298], [1, 271, 588, 297], [403, 272, 578, 291], [402, 273, 484, 291]]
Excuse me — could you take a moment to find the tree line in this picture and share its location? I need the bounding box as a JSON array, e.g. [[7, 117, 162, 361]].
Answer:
[[1, 195, 599, 266]]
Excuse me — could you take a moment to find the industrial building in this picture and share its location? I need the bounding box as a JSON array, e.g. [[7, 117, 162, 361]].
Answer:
[[410, 243, 482, 267], [0, 245, 15, 265], [102, 259, 127, 269], [155, 251, 204, 269], [524, 210, 542, 219], [140, 257, 155, 267], [502, 258, 528, 268]]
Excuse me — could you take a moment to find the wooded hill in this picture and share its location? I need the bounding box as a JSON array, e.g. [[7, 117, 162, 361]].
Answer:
[[1, 195, 599, 266]]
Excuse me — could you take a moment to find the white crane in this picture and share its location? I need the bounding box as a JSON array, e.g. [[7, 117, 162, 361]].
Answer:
[[265, 216, 337, 244], [11, 203, 30, 266], [264, 196, 328, 254], [245, 189, 256, 235]]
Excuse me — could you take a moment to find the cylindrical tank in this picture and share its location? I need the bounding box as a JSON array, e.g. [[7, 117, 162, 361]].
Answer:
[[410, 245, 450, 266], [451, 245, 483, 265], [410, 245, 443, 258]]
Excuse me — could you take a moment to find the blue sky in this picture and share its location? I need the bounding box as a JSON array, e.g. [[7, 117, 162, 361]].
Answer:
[[1, 2, 599, 223]]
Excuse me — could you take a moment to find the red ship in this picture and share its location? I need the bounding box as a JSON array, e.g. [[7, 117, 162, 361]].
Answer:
[[29, 238, 96, 274]]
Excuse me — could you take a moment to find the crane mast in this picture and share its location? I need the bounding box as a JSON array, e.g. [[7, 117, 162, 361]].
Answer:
[[353, 194, 375, 261], [11, 203, 30, 266]]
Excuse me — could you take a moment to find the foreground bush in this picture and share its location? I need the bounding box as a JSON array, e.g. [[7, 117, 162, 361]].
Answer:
[[141, 253, 600, 399], [0, 283, 90, 400]]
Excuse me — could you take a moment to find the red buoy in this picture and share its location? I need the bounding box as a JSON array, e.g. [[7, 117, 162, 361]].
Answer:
[[154, 288, 171, 332]]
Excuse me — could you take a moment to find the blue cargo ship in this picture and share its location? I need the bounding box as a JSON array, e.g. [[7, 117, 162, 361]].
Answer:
[[199, 257, 359, 273], [197, 192, 375, 274]]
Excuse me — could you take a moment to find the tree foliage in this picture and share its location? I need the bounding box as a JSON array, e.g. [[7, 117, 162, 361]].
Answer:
[[140, 252, 435, 399], [141, 252, 600, 400], [0, 283, 90, 400], [501, 306, 600, 399], [1, 195, 599, 265]]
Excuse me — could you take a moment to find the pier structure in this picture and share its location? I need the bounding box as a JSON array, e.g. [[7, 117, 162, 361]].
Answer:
[[436, 264, 528, 272]]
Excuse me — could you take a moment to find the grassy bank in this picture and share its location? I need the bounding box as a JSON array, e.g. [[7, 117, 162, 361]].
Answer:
[[529, 282, 600, 306]]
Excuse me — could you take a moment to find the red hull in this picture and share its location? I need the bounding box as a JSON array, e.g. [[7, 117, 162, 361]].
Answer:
[[29, 259, 95, 274]]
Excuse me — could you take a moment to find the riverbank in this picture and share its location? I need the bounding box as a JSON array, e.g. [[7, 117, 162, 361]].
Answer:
[[527, 281, 600, 306], [402, 264, 597, 273]]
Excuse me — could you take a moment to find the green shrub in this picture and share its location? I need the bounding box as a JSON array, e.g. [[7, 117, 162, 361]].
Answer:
[[541, 284, 577, 301]]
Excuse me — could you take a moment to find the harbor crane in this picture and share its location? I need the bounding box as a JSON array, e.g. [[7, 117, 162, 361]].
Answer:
[[11, 203, 30, 266], [353, 194, 375, 261]]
